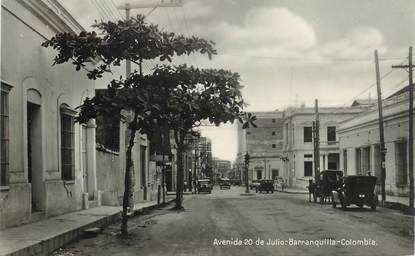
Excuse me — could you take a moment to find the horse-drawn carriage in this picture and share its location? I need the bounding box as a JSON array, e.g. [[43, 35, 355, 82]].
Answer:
[[308, 170, 343, 204]]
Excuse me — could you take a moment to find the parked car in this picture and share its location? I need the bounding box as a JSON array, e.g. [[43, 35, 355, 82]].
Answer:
[[197, 179, 212, 194], [256, 180, 274, 193], [219, 178, 231, 189], [274, 177, 286, 191], [331, 175, 378, 210], [308, 170, 343, 204], [249, 180, 260, 190]]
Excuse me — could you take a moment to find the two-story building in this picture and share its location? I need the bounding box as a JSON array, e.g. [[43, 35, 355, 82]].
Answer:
[[282, 106, 367, 189]]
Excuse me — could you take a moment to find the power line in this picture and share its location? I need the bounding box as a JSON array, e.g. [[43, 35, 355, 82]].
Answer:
[[345, 58, 407, 104], [217, 54, 410, 63]]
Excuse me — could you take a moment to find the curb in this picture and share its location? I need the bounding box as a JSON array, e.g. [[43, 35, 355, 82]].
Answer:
[[6, 199, 176, 256], [8, 211, 121, 256]]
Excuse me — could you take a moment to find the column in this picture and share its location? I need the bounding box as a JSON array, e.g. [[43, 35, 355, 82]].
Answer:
[[86, 119, 98, 199]]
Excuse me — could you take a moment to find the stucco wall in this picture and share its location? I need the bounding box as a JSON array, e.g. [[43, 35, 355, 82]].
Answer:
[[339, 98, 414, 196], [1, 3, 95, 229]]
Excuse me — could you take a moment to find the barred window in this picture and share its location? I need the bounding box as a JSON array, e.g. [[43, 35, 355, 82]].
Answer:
[[1, 84, 11, 186], [61, 106, 75, 180], [395, 141, 408, 185]]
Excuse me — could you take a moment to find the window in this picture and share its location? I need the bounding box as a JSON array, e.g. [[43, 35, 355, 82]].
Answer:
[[61, 106, 75, 180], [272, 119, 276, 123], [246, 131, 251, 135], [362, 147, 371, 174], [304, 161, 313, 177], [272, 131, 276, 136], [256, 170, 262, 180], [303, 127, 312, 142], [327, 126, 336, 142], [395, 141, 408, 185], [1, 83, 11, 187], [304, 154, 312, 158], [343, 150, 347, 174], [355, 148, 362, 175], [272, 169, 279, 179], [272, 144, 276, 148]]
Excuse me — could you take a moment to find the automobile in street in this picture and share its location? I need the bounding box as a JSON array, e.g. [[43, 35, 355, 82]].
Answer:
[[331, 175, 378, 210], [219, 178, 231, 189], [308, 170, 343, 204], [249, 180, 260, 190], [197, 179, 213, 194], [256, 180, 274, 193]]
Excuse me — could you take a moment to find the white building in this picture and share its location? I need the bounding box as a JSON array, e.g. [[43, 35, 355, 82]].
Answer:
[[338, 87, 414, 196], [1, 0, 98, 228], [282, 106, 366, 189]]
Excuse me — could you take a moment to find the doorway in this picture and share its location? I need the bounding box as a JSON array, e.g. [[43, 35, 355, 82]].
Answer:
[[27, 102, 42, 212]]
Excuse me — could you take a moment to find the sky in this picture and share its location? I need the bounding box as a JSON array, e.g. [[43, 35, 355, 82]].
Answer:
[[58, 0, 415, 162]]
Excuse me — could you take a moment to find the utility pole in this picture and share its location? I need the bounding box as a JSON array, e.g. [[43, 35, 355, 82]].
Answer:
[[375, 50, 387, 203], [392, 47, 414, 211], [245, 153, 250, 193], [314, 99, 320, 180]]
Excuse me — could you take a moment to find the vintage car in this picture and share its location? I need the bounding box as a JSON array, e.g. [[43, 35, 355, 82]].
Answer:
[[256, 180, 274, 193], [219, 178, 231, 190], [197, 179, 212, 194], [308, 170, 343, 204], [249, 180, 261, 190], [331, 175, 378, 210]]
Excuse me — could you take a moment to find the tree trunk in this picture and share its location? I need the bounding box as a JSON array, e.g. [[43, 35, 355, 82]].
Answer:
[[120, 116, 138, 236], [174, 130, 185, 210]]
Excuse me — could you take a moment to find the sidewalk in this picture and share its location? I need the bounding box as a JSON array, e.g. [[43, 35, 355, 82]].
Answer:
[[0, 197, 175, 256], [378, 194, 413, 212], [277, 188, 308, 194]]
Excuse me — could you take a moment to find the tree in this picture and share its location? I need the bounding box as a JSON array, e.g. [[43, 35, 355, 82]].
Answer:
[[145, 65, 256, 209], [42, 15, 255, 235]]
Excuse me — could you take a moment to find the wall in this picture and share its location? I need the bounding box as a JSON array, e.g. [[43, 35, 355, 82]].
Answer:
[[339, 95, 414, 196], [0, 1, 95, 229]]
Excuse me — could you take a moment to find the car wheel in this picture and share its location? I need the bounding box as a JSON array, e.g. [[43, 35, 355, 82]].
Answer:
[[271, 190, 274, 194], [371, 204, 376, 211]]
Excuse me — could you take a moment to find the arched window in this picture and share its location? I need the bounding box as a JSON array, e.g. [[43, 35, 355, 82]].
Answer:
[[60, 104, 76, 180]]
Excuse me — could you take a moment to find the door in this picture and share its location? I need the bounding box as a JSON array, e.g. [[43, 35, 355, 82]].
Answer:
[[27, 102, 42, 211]]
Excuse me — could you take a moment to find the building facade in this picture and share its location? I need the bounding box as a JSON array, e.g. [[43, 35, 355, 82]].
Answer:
[[1, 0, 98, 229], [338, 88, 414, 196], [282, 106, 368, 189], [236, 111, 285, 184], [212, 157, 232, 180]]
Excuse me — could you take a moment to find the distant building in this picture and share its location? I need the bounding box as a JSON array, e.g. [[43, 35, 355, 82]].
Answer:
[[338, 86, 414, 196], [282, 106, 367, 189], [212, 158, 232, 179], [236, 111, 285, 184]]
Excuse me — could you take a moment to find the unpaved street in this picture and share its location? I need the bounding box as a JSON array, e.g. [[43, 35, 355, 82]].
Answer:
[[55, 186, 414, 256]]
